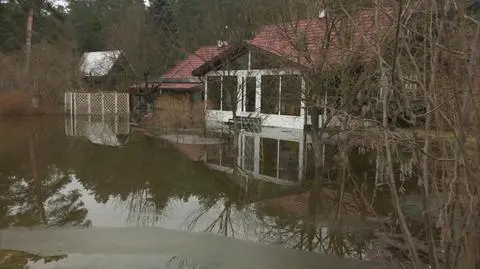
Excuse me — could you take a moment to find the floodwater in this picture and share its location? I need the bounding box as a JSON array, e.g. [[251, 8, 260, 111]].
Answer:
[[0, 115, 415, 268]]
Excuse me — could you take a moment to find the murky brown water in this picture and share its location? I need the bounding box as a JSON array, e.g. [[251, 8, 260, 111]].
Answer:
[[0, 116, 417, 268]]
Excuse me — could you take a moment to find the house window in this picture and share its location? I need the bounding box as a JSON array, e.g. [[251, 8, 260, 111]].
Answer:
[[280, 75, 301, 116], [207, 76, 238, 111], [222, 76, 237, 111], [244, 77, 256, 112], [261, 75, 280, 114], [260, 138, 278, 178], [261, 75, 301, 116], [260, 138, 299, 181], [278, 140, 300, 181], [207, 76, 221, 110], [243, 136, 255, 172]]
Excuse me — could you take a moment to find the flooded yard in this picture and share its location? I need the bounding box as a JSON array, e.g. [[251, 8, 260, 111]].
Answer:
[[0, 116, 421, 268]]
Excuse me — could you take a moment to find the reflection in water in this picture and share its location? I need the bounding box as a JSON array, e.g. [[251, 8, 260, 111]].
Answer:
[[0, 119, 91, 228], [0, 117, 421, 268], [0, 250, 67, 269], [65, 114, 130, 146], [205, 128, 306, 186]]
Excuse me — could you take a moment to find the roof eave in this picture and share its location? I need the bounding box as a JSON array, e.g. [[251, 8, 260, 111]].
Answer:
[[191, 43, 247, 76]]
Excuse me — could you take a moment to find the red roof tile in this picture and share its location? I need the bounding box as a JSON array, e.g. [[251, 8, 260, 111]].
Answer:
[[162, 46, 230, 79], [248, 8, 394, 68]]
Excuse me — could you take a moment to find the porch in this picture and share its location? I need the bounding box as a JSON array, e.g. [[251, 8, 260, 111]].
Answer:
[[204, 69, 326, 130]]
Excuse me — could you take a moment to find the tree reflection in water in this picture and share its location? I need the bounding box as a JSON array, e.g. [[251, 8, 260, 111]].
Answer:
[[0, 119, 91, 228], [0, 250, 67, 269], [0, 117, 426, 267]]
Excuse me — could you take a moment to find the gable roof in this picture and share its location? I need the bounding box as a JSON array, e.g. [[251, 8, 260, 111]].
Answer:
[[80, 50, 122, 77], [193, 8, 394, 75], [162, 45, 230, 81], [131, 45, 230, 92], [247, 9, 394, 68]]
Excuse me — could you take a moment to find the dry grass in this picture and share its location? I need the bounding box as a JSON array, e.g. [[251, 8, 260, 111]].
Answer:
[[0, 42, 81, 112], [0, 91, 33, 116]]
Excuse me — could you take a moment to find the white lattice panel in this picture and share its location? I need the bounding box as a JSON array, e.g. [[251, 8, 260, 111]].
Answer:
[[103, 93, 116, 114], [116, 114, 130, 134], [65, 92, 130, 115], [116, 93, 130, 114], [74, 116, 89, 136], [75, 93, 90, 114], [90, 93, 103, 114]]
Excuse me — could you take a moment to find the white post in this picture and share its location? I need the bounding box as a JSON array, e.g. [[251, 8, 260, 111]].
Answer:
[[276, 139, 280, 178], [220, 76, 223, 111], [73, 93, 77, 115], [254, 135, 260, 174], [298, 135, 304, 182], [72, 111, 76, 136], [247, 49, 251, 70], [115, 114, 118, 134], [101, 93, 105, 114], [64, 93, 67, 113], [278, 76, 282, 115], [87, 93, 91, 114], [101, 93, 105, 121], [241, 134, 245, 169], [256, 75, 261, 114], [125, 93, 130, 114], [237, 132, 242, 168], [114, 93, 118, 114], [300, 77, 306, 125], [204, 76, 208, 112], [322, 90, 328, 126]]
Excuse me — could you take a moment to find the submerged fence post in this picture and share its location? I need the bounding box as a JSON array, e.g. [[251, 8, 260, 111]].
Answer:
[[101, 92, 105, 122], [88, 93, 92, 114], [114, 93, 118, 114], [73, 93, 76, 115]]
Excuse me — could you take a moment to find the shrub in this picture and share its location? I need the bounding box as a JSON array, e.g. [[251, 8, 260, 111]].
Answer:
[[0, 91, 33, 116]]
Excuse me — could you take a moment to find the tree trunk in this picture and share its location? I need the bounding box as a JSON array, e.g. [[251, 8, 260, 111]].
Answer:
[[24, 6, 34, 79]]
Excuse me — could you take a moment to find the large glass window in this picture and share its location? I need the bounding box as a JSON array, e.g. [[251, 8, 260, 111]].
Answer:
[[260, 75, 302, 116], [260, 138, 300, 181], [261, 75, 280, 114], [207, 76, 221, 110], [280, 75, 301, 116], [206, 76, 238, 111], [243, 136, 255, 172], [245, 77, 256, 112], [260, 138, 278, 177], [222, 76, 237, 111], [278, 140, 299, 181]]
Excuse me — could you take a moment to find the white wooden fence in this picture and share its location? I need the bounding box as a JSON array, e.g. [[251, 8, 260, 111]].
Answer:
[[65, 114, 130, 137], [64, 92, 130, 115]]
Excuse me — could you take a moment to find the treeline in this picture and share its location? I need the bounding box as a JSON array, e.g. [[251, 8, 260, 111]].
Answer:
[[0, 0, 265, 78], [0, 0, 385, 79]]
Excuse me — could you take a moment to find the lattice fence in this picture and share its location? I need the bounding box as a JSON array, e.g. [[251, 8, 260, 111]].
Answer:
[[65, 114, 130, 136], [64, 92, 130, 115]]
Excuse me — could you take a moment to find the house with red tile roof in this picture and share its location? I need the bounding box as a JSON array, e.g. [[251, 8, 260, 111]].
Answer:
[[192, 8, 394, 130], [130, 45, 229, 127]]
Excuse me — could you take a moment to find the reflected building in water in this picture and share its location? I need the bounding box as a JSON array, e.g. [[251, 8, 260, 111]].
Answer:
[[65, 114, 130, 146], [205, 128, 310, 186]]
